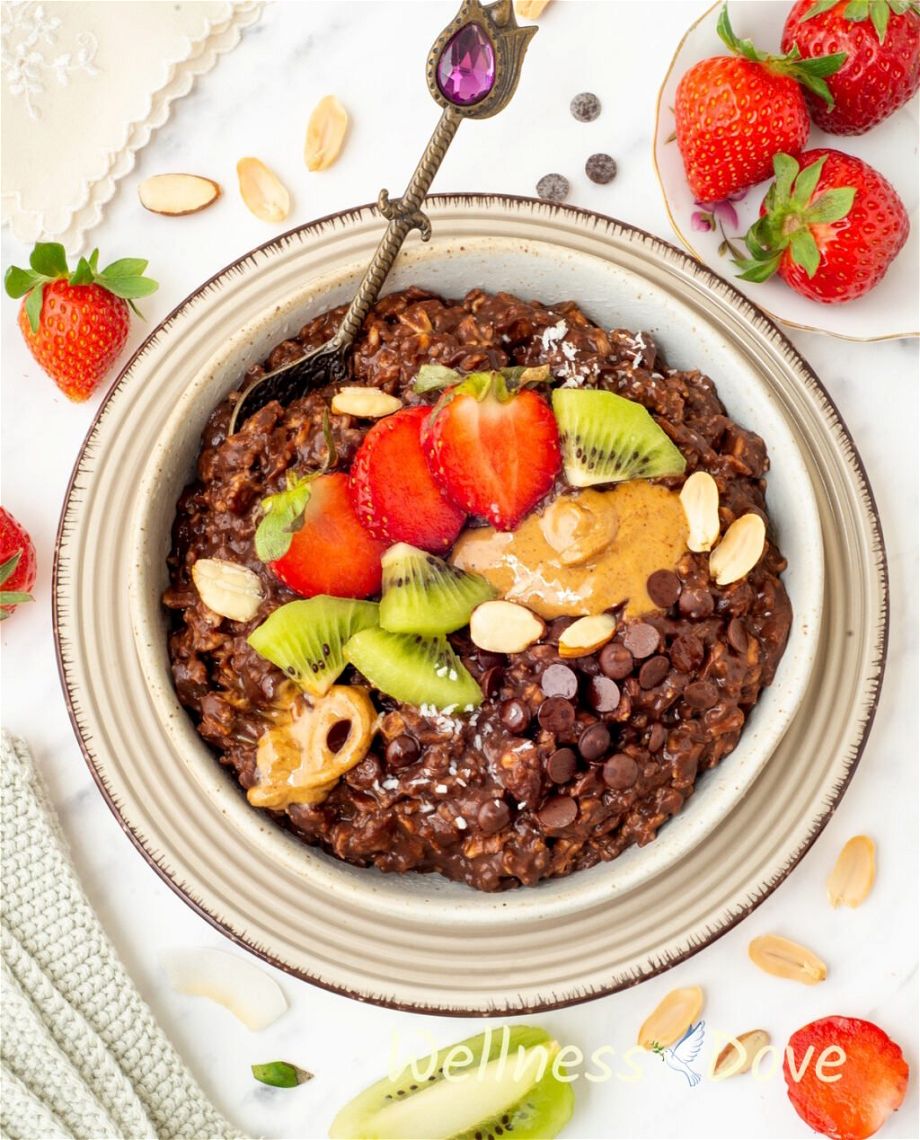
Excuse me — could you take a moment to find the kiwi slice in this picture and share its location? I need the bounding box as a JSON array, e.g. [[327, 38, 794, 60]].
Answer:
[[247, 596, 379, 696], [344, 627, 482, 711], [552, 388, 686, 487], [329, 1025, 575, 1140], [379, 542, 496, 636]]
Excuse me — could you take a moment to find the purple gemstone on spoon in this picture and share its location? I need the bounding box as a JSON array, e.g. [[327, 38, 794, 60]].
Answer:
[[436, 23, 496, 106]]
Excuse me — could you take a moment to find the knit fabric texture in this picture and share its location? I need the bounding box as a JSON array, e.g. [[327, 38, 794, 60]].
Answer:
[[1, 732, 245, 1140]]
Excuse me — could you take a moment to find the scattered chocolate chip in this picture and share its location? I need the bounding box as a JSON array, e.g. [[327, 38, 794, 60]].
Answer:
[[578, 721, 611, 761], [586, 675, 620, 712], [500, 698, 530, 734], [385, 734, 419, 768], [547, 747, 577, 784], [647, 569, 681, 608], [599, 642, 634, 680], [639, 655, 670, 689], [478, 798, 511, 835], [541, 662, 578, 699], [647, 723, 667, 752], [536, 173, 570, 202], [727, 617, 749, 654], [603, 753, 638, 790], [622, 622, 659, 659], [538, 795, 578, 829], [538, 696, 576, 734], [585, 153, 617, 184], [684, 680, 719, 710], [678, 587, 715, 619], [670, 632, 705, 673], [480, 665, 504, 700], [570, 91, 601, 121]]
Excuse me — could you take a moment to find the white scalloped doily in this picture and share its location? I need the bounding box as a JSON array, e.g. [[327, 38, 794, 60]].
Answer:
[[1, 1, 261, 254]]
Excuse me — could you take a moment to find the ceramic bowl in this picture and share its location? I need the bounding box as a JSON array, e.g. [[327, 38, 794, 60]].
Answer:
[[56, 196, 886, 1014]]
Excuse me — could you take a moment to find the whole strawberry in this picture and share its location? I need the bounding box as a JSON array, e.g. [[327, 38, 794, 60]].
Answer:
[[675, 5, 846, 202], [0, 508, 37, 619], [782, 0, 920, 135], [736, 149, 910, 302], [4, 243, 157, 401]]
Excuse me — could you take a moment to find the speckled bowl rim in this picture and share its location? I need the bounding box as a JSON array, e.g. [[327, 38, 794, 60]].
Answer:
[[53, 194, 887, 1015]]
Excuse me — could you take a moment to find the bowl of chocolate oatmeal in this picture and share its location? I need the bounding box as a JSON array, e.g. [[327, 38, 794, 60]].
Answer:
[[55, 196, 884, 1014]]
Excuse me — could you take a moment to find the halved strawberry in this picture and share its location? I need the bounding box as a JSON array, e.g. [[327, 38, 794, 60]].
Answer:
[[420, 370, 561, 531], [256, 471, 386, 599], [784, 1016, 909, 1140], [348, 406, 466, 554]]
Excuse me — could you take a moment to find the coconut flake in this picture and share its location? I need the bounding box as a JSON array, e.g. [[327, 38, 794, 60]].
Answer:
[[162, 947, 287, 1030]]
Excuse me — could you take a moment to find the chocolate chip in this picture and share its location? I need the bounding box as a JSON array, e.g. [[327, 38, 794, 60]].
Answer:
[[727, 617, 749, 654], [478, 798, 511, 835], [578, 721, 611, 761], [541, 663, 578, 699], [647, 569, 681, 608], [538, 696, 576, 734], [647, 723, 666, 752], [547, 747, 577, 784], [639, 655, 670, 689], [385, 734, 419, 768], [678, 587, 714, 619], [684, 680, 718, 709], [570, 91, 601, 121], [585, 153, 617, 184], [500, 698, 530, 734], [599, 642, 634, 680], [536, 173, 570, 203], [586, 675, 620, 712], [670, 632, 704, 673], [622, 622, 659, 659], [603, 753, 638, 790], [538, 795, 578, 829], [480, 665, 504, 700]]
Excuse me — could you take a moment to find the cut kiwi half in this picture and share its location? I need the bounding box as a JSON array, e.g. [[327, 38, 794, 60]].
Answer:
[[552, 388, 686, 487], [344, 627, 483, 711], [329, 1025, 575, 1140], [379, 542, 496, 636], [247, 596, 379, 696]]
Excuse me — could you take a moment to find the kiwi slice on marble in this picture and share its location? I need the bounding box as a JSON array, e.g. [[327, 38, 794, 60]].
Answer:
[[344, 627, 482, 712], [247, 596, 379, 697], [552, 388, 685, 487], [329, 1025, 575, 1140], [379, 542, 496, 636]]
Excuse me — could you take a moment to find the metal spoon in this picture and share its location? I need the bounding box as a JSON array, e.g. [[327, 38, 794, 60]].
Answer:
[[228, 0, 536, 435]]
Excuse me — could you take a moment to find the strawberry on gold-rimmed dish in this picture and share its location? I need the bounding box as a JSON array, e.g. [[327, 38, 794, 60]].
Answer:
[[55, 195, 885, 1014]]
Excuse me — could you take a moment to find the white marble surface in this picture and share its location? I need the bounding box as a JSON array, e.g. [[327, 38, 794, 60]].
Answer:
[[1, 2, 917, 1138]]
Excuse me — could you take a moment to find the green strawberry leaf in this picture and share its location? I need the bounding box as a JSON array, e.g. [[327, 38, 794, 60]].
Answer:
[[24, 283, 45, 333], [734, 251, 783, 282], [0, 551, 22, 586], [791, 155, 828, 207], [804, 186, 856, 223], [844, 0, 870, 16], [99, 276, 159, 300], [414, 363, 462, 393], [869, 0, 891, 39], [4, 266, 38, 299], [789, 228, 821, 276], [773, 152, 801, 201], [101, 257, 150, 278], [255, 474, 315, 562], [0, 590, 34, 610], [716, 5, 763, 62], [802, 0, 840, 17], [251, 1061, 313, 1088], [28, 242, 68, 279], [69, 257, 95, 286]]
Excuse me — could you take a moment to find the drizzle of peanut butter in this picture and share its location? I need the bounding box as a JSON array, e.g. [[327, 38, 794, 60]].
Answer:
[[451, 483, 688, 619]]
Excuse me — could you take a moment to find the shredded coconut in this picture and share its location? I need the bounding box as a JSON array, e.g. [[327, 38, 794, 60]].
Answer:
[[381, 778, 398, 790], [456, 816, 468, 830]]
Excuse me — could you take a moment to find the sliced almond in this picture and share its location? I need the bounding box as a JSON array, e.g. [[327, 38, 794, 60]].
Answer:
[[709, 512, 766, 586], [162, 947, 287, 1030], [514, 0, 551, 17], [748, 934, 827, 985], [711, 1029, 771, 1079], [469, 600, 545, 654], [827, 835, 876, 909], [559, 613, 617, 658], [305, 95, 349, 172], [638, 985, 704, 1050], [237, 157, 291, 223], [138, 173, 220, 216], [680, 470, 720, 553], [331, 386, 403, 419], [192, 558, 263, 622]]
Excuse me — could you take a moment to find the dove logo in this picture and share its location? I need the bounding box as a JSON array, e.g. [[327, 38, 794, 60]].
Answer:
[[650, 1021, 706, 1087]]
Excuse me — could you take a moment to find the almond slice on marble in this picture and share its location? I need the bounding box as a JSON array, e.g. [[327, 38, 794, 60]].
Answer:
[[709, 512, 766, 586], [680, 470, 720, 553], [469, 600, 545, 654], [514, 0, 551, 17], [305, 95, 349, 172], [748, 935, 827, 985], [138, 173, 221, 216], [162, 947, 287, 1030], [331, 387, 402, 419], [237, 157, 291, 223], [558, 613, 616, 658], [192, 558, 263, 622], [711, 1029, 771, 1079], [637, 985, 704, 1050], [827, 835, 876, 909]]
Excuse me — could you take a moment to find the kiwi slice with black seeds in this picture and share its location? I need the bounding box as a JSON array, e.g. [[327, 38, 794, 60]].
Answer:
[[552, 388, 686, 487], [344, 627, 483, 712], [380, 542, 496, 636], [247, 596, 378, 696], [329, 1025, 575, 1140]]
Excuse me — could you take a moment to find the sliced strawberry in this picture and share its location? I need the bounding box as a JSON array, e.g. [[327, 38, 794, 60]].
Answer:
[[421, 371, 561, 531], [260, 472, 386, 599], [784, 1016, 909, 1140], [348, 406, 466, 554]]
